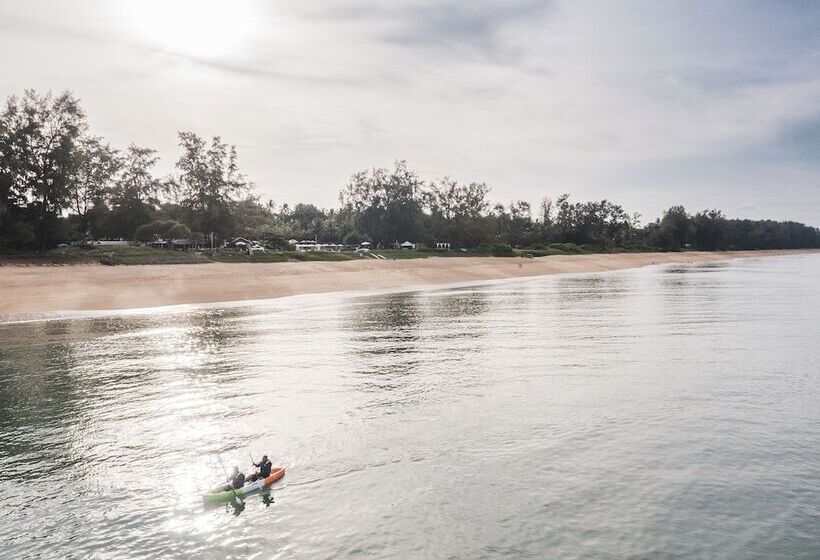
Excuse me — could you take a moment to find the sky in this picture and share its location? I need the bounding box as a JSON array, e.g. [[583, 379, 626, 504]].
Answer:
[[0, 0, 818, 225]]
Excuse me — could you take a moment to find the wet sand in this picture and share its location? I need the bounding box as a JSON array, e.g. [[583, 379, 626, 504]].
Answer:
[[0, 250, 814, 315]]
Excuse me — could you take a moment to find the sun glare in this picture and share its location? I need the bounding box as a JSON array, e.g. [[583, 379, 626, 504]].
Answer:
[[121, 0, 257, 58]]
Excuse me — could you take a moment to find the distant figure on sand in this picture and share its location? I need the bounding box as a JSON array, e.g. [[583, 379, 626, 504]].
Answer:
[[247, 455, 272, 482]]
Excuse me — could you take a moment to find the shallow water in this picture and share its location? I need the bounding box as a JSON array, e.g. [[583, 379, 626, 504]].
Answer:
[[1, 254, 819, 559]]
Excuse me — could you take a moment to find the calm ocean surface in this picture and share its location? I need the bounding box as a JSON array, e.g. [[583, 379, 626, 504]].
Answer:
[[1, 254, 819, 559]]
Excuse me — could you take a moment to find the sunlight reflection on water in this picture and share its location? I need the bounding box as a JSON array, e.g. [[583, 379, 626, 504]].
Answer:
[[1, 254, 819, 559]]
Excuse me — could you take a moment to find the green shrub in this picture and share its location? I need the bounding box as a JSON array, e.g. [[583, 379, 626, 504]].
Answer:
[[548, 243, 584, 254], [286, 251, 354, 261], [134, 220, 191, 242], [490, 244, 515, 257], [211, 253, 289, 263]]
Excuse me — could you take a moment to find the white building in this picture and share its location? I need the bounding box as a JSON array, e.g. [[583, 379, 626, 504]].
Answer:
[[293, 240, 344, 252]]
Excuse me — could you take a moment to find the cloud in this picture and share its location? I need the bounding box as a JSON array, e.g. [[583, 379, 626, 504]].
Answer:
[[341, 1, 549, 55], [1, 0, 818, 224]]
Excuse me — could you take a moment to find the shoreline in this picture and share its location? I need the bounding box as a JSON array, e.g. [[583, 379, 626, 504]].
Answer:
[[0, 249, 816, 316]]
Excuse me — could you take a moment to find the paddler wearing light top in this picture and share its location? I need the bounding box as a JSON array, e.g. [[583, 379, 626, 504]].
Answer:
[[220, 466, 245, 492], [247, 455, 272, 482]]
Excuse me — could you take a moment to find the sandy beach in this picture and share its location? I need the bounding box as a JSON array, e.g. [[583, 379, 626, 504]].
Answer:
[[0, 250, 814, 316]]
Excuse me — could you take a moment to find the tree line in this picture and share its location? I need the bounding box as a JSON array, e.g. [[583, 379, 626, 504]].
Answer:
[[1, 89, 818, 253]]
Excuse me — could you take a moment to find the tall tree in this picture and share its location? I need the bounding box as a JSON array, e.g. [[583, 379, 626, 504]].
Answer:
[[105, 144, 162, 239], [68, 136, 120, 238], [657, 205, 691, 250], [690, 209, 726, 250], [339, 160, 424, 246], [423, 177, 491, 247], [113, 144, 162, 206], [0, 89, 85, 251], [173, 131, 248, 238], [536, 196, 555, 241], [424, 178, 490, 221], [0, 101, 30, 248], [494, 200, 533, 247]]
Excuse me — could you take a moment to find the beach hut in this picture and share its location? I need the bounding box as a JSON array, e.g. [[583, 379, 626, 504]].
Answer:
[[224, 237, 253, 254], [171, 239, 193, 251], [400, 241, 416, 250], [148, 239, 169, 249], [294, 240, 316, 252], [95, 239, 129, 246], [226, 237, 252, 248]]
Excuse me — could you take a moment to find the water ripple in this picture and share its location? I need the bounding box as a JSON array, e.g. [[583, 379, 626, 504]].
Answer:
[[1, 255, 819, 559]]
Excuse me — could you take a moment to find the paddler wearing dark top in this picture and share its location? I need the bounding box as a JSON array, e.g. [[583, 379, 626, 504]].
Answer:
[[247, 455, 272, 482], [223, 466, 245, 491]]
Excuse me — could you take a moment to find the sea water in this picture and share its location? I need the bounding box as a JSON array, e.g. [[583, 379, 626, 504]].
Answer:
[[1, 254, 818, 559]]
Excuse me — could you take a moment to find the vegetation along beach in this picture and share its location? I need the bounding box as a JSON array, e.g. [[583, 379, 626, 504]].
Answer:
[[2, 90, 818, 317]]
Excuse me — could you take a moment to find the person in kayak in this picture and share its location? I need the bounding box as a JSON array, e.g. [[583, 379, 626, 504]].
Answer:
[[247, 455, 272, 482], [220, 466, 245, 492]]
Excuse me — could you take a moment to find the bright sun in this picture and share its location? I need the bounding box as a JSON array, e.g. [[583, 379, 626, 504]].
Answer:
[[121, 0, 257, 58]]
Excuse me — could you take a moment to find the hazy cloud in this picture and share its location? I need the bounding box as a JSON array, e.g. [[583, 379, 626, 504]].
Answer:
[[0, 0, 818, 224]]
